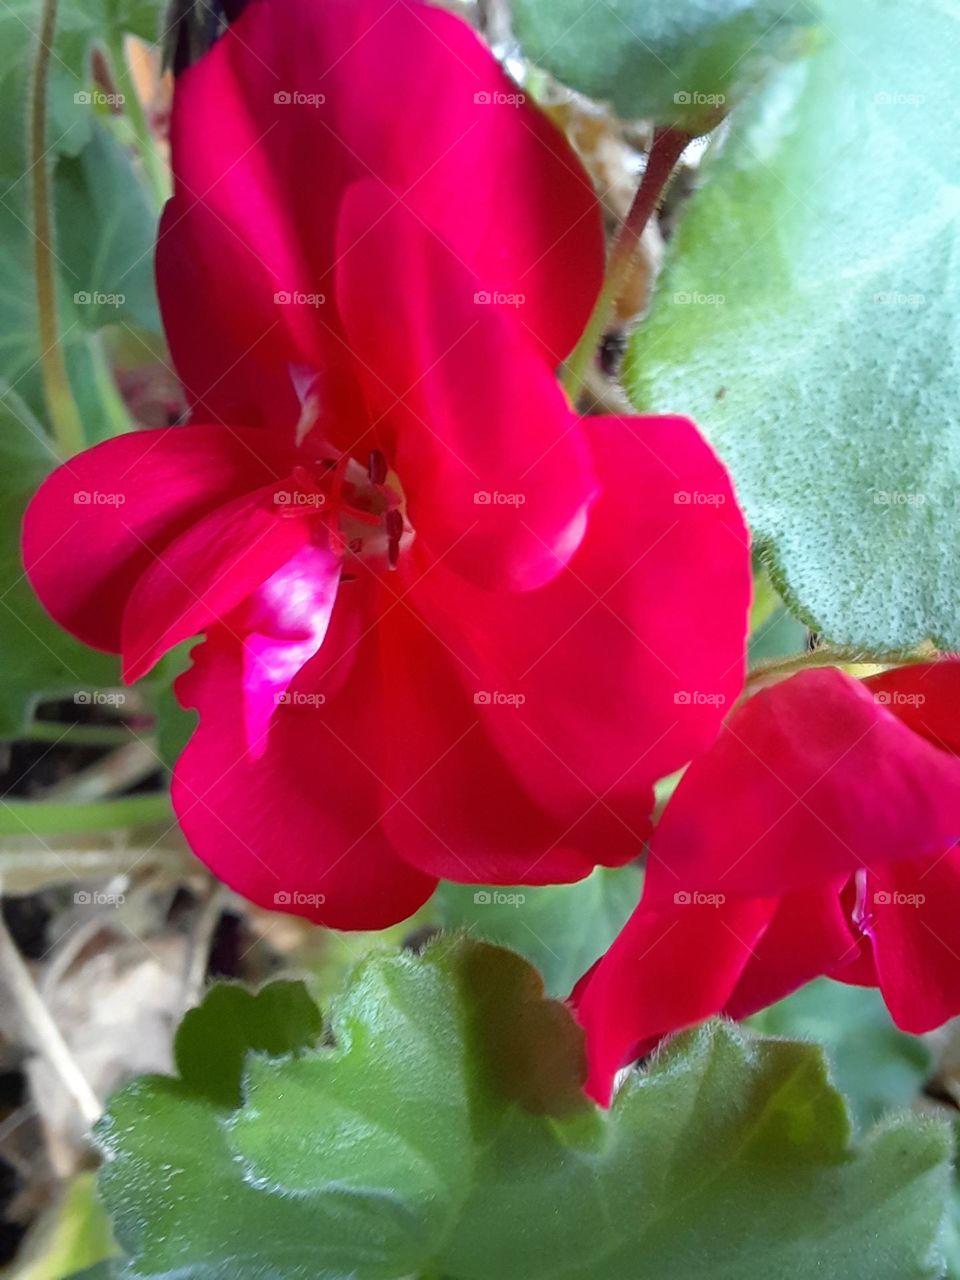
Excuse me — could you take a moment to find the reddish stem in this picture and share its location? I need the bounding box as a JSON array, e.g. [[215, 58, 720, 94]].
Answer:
[[562, 126, 692, 404]]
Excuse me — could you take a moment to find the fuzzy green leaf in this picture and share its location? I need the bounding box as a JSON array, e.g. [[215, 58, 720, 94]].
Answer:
[[98, 939, 952, 1280], [627, 0, 960, 649]]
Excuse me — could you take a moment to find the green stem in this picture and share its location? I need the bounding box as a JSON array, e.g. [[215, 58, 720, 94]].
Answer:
[[23, 720, 132, 747], [31, 0, 85, 456], [87, 330, 135, 434], [0, 792, 172, 837], [106, 31, 169, 208], [744, 642, 939, 695], [561, 126, 691, 405]]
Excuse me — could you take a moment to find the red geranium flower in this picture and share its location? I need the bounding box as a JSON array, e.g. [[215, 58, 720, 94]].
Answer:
[[574, 660, 960, 1104], [23, 0, 750, 928]]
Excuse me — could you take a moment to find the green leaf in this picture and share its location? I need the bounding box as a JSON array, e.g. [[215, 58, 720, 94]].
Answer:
[[173, 980, 324, 1108], [0, 121, 161, 428], [56, 124, 162, 338], [944, 1152, 960, 1280], [749, 601, 808, 665], [750, 977, 932, 1128], [433, 864, 642, 996], [510, 0, 822, 132], [0, 387, 118, 734], [626, 0, 960, 650], [63, 1266, 125, 1280], [151, 641, 197, 769], [97, 939, 953, 1280]]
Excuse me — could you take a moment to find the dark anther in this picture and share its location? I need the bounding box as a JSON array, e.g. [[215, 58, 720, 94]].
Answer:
[[386, 508, 404, 568], [385, 509, 404, 540], [368, 448, 388, 486]]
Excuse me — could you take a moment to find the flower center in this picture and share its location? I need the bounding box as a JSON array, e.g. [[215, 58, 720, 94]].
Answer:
[[281, 447, 412, 573]]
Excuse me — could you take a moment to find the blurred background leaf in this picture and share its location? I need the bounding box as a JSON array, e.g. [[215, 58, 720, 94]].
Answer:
[[510, 0, 822, 132], [433, 864, 642, 997], [750, 977, 932, 1129], [0, 389, 118, 735]]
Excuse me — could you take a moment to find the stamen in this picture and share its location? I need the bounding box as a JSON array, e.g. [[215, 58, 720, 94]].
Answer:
[[281, 450, 411, 570], [293, 387, 323, 447], [851, 867, 875, 939], [368, 448, 388, 486], [386, 508, 404, 569]]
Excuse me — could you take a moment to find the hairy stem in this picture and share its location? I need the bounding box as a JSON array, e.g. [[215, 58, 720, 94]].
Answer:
[[561, 126, 691, 405], [31, 0, 84, 457], [744, 641, 939, 694]]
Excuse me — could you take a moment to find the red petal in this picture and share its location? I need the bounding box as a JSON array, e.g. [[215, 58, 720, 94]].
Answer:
[[724, 884, 858, 1019], [375, 582, 651, 884], [402, 414, 751, 815], [162, 0, 601, 394], [172, 585, 436, 929], [864, 848, 960, 1032], [337, 0, 603, 362], [120, 483, 315, 683], [335, 181, 597, 591], [652, 668, 960, 896], [826, 877, 881, 987], [864, 659, 960, 755], [233, 541, 343, 757], [155, 203, 304, 429], [22, 426, 298, 652], [573, 890, 778, 1105]]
